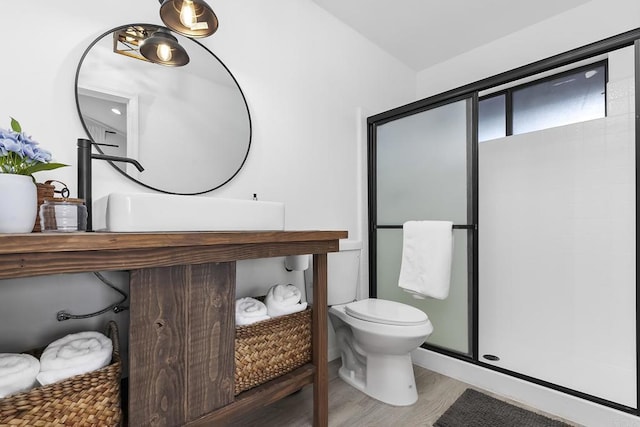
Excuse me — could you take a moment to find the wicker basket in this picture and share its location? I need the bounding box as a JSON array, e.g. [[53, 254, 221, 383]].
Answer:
[[33, 181, 55, 232], [235, 305, 312, 395], [0, 321, 122, 427]]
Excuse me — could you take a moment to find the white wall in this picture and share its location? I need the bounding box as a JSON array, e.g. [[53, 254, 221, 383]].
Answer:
[[416, 0, 640, 98], [0, 0, 415, 362]]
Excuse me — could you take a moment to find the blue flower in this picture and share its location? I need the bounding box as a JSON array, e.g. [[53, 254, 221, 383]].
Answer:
[[0, 131, 21, 154], [0, 118, 67, 177], [32, 146, 52, 163]]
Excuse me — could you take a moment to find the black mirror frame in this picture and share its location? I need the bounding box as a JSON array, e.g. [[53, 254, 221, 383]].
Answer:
[[74, 23, 252, 195]]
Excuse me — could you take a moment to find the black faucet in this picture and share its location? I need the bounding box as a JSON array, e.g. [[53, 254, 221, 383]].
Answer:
[[77, 138, 145, 231]]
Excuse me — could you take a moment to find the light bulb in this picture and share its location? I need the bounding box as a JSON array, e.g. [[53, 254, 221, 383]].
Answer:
[[157, 43, 173, 62], [179, 0, 197, 28]]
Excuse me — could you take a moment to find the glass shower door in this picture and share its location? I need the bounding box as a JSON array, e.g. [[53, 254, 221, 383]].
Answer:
[[373, 98, 474, 355]]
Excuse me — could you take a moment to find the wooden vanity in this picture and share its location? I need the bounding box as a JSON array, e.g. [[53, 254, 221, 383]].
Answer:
[[0, 230, 347, 426]]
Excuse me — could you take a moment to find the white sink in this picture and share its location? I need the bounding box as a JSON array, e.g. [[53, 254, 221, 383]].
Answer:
[[93, 193, 285, 232]]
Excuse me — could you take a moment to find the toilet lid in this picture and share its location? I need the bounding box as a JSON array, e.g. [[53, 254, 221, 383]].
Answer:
[[345, 299, 428, 326]]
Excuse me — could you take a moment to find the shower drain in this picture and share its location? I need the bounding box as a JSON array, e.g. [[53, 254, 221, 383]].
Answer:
[[482, 354, 500, 361]]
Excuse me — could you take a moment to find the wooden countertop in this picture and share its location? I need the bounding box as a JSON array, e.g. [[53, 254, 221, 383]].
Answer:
[[0, 230, 347, 280], [0, 230, 348, 254]]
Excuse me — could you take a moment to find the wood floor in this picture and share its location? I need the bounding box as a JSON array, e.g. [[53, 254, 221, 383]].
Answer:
[[228, 361, 579, 426]]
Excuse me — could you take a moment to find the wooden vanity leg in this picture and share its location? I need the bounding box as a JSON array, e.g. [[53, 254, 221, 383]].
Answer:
[[128, 263, 235, 426], [312, 254, 329, 427], [129, 266, 189, 426]]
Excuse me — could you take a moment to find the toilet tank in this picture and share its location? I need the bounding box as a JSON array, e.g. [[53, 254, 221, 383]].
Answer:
[[328, 239, 362, 305], [304, 239, 362, 305]]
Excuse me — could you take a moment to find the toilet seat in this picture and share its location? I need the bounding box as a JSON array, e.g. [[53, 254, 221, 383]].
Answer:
[[345, 299, 428, 326]]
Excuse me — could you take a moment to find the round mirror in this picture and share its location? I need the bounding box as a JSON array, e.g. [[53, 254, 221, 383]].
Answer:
[[75, 24, 251, 195]]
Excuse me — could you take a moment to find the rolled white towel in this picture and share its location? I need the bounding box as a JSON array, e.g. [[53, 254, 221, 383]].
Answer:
[[0, 353, 40, 398], [236, 297, 271, 326], [265, 284, 308, 317], [36, 331, 112, 386]]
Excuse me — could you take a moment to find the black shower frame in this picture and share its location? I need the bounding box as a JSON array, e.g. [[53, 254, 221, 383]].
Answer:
[[367, 27, 640, 416], [479, 59, 609, 139]]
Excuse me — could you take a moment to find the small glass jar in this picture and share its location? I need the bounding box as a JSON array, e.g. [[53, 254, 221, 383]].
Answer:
[[40, 198, 88, 232]]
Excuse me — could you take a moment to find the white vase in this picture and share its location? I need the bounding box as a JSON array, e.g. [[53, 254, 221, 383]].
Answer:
[[0, 174, 37, 233]]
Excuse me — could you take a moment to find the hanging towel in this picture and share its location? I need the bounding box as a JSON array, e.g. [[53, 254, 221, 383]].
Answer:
[[398, 220, 454, 300], [0, 353, 40, 398], [235, 297, 271, 326], [265, 284, 308, 317], [36, 331, 112, 386]]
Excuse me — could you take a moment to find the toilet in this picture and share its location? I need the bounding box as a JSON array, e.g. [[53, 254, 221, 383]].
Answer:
[[320, 240, 434, 406]]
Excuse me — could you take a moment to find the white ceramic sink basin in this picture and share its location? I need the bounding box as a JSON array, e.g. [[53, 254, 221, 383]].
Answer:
[[93, 192, 285, 232]]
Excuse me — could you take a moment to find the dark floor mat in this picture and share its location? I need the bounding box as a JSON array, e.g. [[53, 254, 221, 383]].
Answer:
[[435, 388, 572, 427]]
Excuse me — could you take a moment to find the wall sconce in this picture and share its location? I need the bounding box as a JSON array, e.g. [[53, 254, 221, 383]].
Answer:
[[113, 25, 154, 62], [159, 0, 219, 38], [139, 28, 190, 66]]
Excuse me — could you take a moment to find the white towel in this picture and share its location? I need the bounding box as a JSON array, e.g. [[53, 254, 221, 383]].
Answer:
[[265, 284, 308, 317], [36, 331, 113, 386], [236, 297, 271, 326], [0, 353, 40, 398], [398, 220, 454, 300]]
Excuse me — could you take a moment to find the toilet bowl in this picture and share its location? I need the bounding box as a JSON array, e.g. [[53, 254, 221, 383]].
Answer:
[[329, 299, 433, 406], [314, 240, 434, 406]]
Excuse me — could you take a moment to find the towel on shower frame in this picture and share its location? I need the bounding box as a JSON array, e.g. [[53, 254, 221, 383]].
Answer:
[[398, 220, 453, 300]]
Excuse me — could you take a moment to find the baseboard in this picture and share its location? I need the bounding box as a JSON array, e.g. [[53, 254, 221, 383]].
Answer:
[[411, 348, 640, 427]]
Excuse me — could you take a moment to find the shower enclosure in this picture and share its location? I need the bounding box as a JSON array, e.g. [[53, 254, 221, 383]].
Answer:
[[368, 32, 639, 414]]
